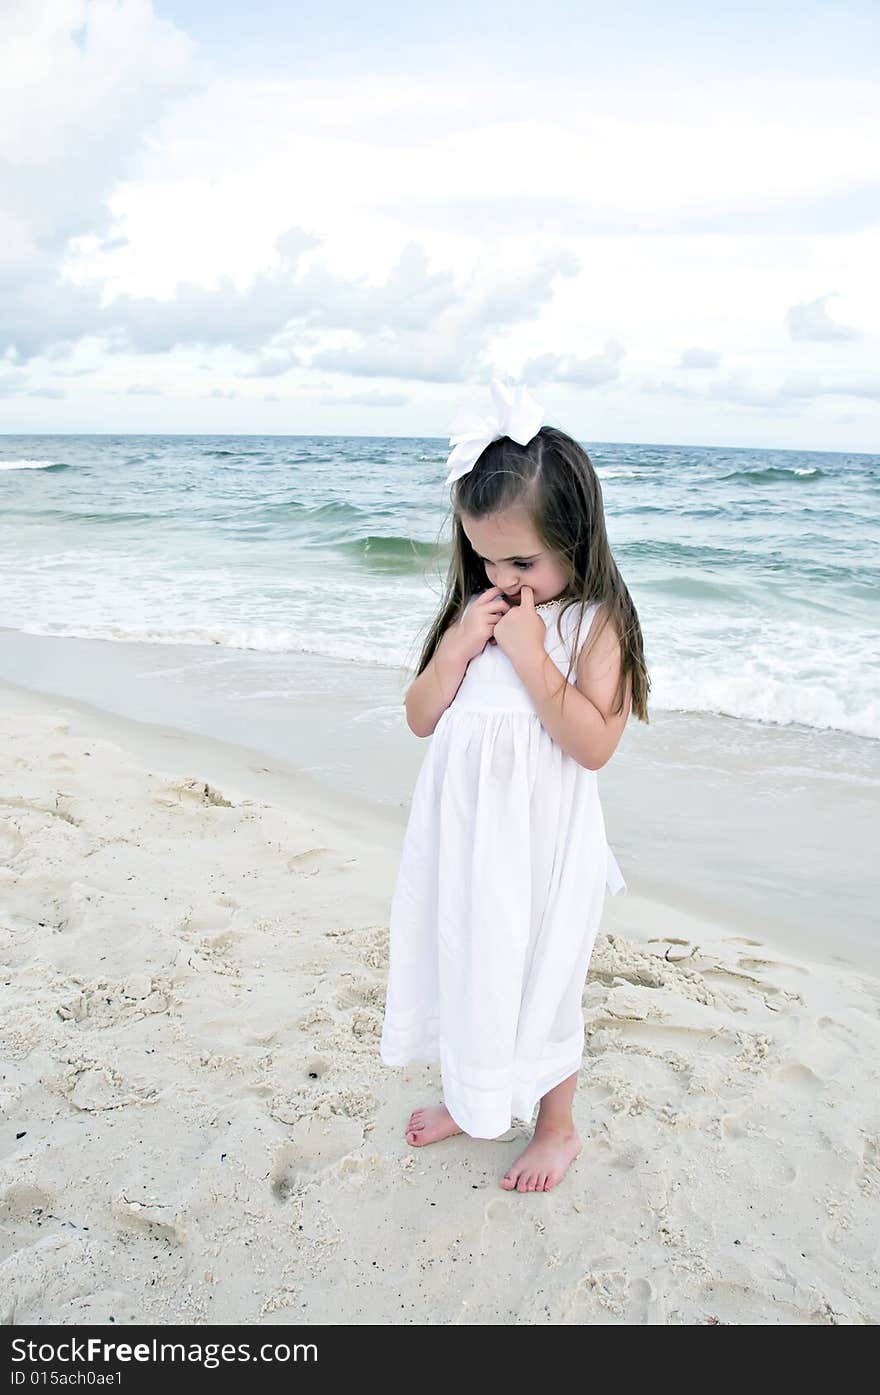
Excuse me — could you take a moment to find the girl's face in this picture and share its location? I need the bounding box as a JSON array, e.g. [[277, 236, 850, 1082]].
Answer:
[[460, 507, 569, 605]]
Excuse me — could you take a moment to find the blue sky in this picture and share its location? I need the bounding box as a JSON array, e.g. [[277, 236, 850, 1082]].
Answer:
[[156, 1, 879, 83], [1, 0, 878, 448]]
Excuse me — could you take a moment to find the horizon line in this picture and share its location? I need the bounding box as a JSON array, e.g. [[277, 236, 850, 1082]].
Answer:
[[0, 432, 876, 458]]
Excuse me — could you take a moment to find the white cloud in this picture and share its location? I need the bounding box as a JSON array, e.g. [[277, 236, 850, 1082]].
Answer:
[[309, 248, 581, 383], [0, 0, 200, 360], [376, 181, 880, 239], [239, 354, 302, 379], [641, 370, 880, 411], [4, 223, 578, 390], [0, 0, 198, 249], [0, 366, 29, 397], [317, 391, 409, 407], [786, 293, 860, 342], [679, 347, 720, 370], [523, 341, 625, 388], [1, 3, 877, 448]]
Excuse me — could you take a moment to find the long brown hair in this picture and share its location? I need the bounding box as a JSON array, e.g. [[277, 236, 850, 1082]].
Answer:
[[409, 425, 650, 721]]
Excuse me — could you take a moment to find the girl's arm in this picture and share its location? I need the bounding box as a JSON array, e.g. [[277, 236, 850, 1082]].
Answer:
[[405, 589, 507, 737], [405, 626, 472, 737], [516, 607, 631, 769]]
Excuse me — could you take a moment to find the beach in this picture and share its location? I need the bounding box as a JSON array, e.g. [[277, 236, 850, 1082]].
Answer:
[[4, 0, 880, 1331], [2, 674, 878, 1326], [1, 433, 878, 1325]]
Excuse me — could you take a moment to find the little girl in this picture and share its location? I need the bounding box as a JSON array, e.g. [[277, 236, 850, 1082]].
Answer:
[[379, 380, 650, 1193]]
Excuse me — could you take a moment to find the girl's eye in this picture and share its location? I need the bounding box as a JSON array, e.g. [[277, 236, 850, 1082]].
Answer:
[[485, 560, 532, 569]]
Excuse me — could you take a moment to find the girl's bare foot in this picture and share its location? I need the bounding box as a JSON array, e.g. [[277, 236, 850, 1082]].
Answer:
[[405, 1103, 463, 1146], [500, 1125, 582, 1191]]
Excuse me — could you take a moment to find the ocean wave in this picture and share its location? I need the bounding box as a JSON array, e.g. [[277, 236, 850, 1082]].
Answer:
[[652, 659, 879, 743], [4, 617, 877, 741], [324, 534, 448, 571], [0, 459, 68, 471], [717, 465, 825, 484]]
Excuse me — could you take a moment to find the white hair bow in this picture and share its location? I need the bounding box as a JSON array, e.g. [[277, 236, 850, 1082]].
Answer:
[[444, 377, 545, 485]]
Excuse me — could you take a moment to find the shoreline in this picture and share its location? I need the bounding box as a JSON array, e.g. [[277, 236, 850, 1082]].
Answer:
[[0, 624, 877, 976]]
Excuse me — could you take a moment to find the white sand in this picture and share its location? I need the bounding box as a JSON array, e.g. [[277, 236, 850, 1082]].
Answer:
[[1, 684, 879, 1325]]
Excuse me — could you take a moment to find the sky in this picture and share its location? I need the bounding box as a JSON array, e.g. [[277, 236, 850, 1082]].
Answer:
[[1, 0, 878, 449]]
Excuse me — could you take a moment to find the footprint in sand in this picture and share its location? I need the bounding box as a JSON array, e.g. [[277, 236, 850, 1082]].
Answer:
[[324, 923, 389, 972], [474, 1199, 549, 1308], [608, 1142, 649, 1171], [561, 1260, 633, 1321], [180, 903, 240, 934], [858, 1136, 880, 1196], [268, 1084, 378, 1127], [720, 1114, 752, 1140], [0, 819, 25, 862], [60, 1065, 158, 1113], [611, 1019, 737, 1058], [153, 778, 234, 809], [738, 955, 809, 977], [56, 976, 169, 1026], [111, 1192, 188, 1244], [772, 1061, 825, 1095], [0, 1180, 55, 1223], [350, 1009, 383, 1039], [335, 975, 386, 1010], [357, 927, 390, 972], [269, 1115, 364, 1199], [297, 1006, 336, 1032], [287, 847, 333, 875], [627, 1276, 657, 1322]]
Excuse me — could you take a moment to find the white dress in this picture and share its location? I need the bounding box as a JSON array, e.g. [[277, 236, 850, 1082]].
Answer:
[[379, 592, 627, 1139]]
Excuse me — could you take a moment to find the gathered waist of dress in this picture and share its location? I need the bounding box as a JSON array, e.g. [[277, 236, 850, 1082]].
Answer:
[[446, 690, 538, 716]]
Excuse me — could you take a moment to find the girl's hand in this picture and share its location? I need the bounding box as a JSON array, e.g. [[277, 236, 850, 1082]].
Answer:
[[452, 586, 511, 661], [492, 585, 546, 668]]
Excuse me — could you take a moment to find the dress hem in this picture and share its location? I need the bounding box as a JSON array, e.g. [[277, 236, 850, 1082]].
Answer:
[[380, 1031, 586, 1139]]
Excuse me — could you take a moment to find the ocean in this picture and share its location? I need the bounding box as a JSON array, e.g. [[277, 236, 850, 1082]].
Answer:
[[1, 433, 877, 967], [1, 433, 876, 739]]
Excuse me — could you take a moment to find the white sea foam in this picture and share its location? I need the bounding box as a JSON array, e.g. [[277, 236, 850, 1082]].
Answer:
[[5, 609, 878, 741], [0, 459, 61, 470], [1, 434, 876, 744]]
